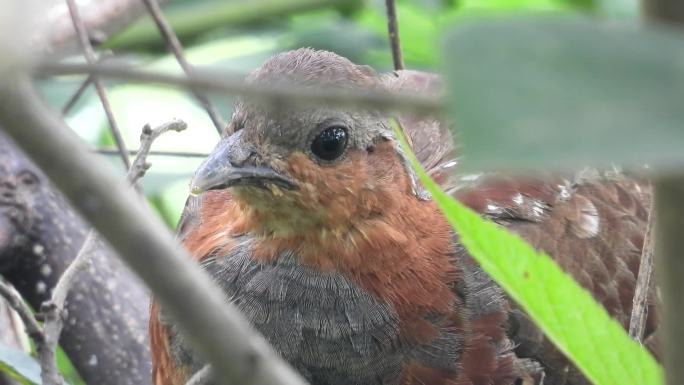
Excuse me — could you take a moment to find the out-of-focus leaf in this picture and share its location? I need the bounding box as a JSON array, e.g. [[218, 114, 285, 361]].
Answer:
[[392, 121, 664, 385], [106, 0, 362, 50], [594, 0, 638, 18], [287, 12, 385, 66], [442, 17, 684, 172], [356, 0, 573, 68], [156, 180, 196, 228], [0, 342, 41, 385]]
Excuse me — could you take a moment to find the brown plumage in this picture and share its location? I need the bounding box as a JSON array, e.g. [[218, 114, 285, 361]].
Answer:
[[150, 49, 656, 385]]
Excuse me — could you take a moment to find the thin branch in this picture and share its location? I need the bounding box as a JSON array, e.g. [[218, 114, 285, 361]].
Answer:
[[65, 0, 131, 169], [385, 0, 405, 71], [96, 148, 208, 158], [629, 194, 655, 342], [39, 63, 443, 116], [61, 52, 114, 115], [0, 77, 308, 385], [185, 365, 213, 385], [0, 280, 44, 343], [140, 0, 225, 133], [61, 74, 93, 115]]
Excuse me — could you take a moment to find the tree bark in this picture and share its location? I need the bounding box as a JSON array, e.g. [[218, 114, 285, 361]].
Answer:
[[0, 131, 152, 385]]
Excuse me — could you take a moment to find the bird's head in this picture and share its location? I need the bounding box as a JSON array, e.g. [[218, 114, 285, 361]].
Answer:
[[191, 49, 427, 238]]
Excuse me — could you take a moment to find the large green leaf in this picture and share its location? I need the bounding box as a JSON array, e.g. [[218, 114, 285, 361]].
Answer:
[[442, 18, 684, 172], [392, 121, 663, 385]]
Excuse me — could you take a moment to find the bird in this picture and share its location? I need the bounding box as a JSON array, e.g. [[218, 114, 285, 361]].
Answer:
[[149, 48, 658, 385]]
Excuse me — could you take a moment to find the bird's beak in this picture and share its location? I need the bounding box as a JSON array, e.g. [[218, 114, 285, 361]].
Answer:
[[190, 137, 296, 195]]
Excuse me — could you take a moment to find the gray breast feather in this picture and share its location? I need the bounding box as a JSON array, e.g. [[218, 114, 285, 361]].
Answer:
[[164, 237, 463, 385]]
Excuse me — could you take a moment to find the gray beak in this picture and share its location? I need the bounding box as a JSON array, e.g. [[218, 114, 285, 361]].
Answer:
[[190, 133, 296, 194]]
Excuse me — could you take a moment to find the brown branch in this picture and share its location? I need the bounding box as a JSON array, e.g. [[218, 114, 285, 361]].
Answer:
[[140, 0, 225, 133], [39, 62, 443, 116], [0, 76, 308, 385], [629, 194, 655, 342], [65, 0, 131, 169], [385, 0, 404, 71]]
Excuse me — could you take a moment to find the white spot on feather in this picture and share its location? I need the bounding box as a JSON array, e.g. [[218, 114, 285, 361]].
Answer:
[[486, 204, 502, 214], [512, 193, 524, 205], [442, 160, 458, 169], [571, 199, 600, 238], [460, 173, 483, 182], [557, 184, 572, 201]]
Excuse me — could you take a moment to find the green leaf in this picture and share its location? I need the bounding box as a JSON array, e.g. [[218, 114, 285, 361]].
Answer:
[[391, 120, 663, 385], [442, 17, 684, 172], [0, 343, 41, 385], [55, 346, 85, 385]]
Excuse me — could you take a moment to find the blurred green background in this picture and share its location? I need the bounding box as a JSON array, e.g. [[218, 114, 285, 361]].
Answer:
[[38, 0, 638, 229]]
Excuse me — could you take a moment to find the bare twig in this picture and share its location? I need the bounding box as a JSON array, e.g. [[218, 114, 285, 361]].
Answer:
[[185, 365, 213, 385], [39, 63, 443, 116], [61, 52, 114, 115], [0, 75, 308, 385], [385, 0, 404, 71], [140, 0, 225, 133], [65, 0, 131, 169], [96, 148, 208, 158], [127, 119, 188, 185], [629, 195, 655, 342], [61, 74, 93, 115], [0, 280, 44, 343]]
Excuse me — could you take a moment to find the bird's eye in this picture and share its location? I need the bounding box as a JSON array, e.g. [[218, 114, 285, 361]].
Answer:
[[310, 126, 348, 161]]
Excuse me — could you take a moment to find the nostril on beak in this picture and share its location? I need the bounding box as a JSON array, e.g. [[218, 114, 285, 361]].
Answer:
[[228, 148, 258, 168], [224, 129, 259, 168]]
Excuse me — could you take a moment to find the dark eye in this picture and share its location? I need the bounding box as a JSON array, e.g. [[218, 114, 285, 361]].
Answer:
[[310, 126, 348, 161]]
